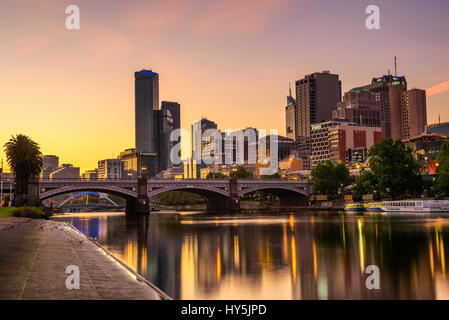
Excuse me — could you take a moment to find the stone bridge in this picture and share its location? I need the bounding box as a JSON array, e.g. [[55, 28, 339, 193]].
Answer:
[[28, 178, 312, 214]]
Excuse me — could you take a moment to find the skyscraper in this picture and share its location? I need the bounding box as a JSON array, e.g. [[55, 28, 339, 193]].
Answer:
[[161, 101, 180, 132], [154, 108, 174, 172], [362, 75, 407, 140], [400, 89, 427, 139], [135, 70, 159, 153], [191, 118, 218, 178], [285, 86, 296, 140], [295, 71, 341, 152]]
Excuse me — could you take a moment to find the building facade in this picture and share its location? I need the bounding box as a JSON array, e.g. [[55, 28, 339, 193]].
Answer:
[[295, 71, 341, 152], [426, 121, 449, 137]]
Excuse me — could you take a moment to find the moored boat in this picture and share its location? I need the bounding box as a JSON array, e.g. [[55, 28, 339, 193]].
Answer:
[[380, 200, 449, 213], [364, 202, 383, 212], [344, 203, 365, 212]]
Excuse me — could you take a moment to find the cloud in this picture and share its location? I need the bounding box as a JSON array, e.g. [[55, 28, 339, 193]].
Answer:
[[121, 0, 287, 37], [427, 81, 449, 96]]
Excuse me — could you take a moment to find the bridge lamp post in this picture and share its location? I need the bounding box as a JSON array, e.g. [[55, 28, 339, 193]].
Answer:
[[0, 174, 3, 208]]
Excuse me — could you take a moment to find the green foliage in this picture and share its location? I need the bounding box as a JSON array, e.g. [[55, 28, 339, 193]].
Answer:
[[155, 191, 206, 206], [354, 139, 423, 199], [12, 207, 47, 219], [311, 160, 350, 199], [352, 170, 376, 202], [4, 134, 43, 206], [0, 207, 15, 218], [230, 166, 254, 179], [206, 172, 228, 179], [436, 140, 449, 196]]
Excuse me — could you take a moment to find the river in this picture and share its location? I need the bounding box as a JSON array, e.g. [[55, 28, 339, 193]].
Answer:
[[54, 210, 449, 299]]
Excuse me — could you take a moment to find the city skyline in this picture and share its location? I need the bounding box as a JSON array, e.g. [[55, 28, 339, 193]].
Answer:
[[1, 0, 449, 173]]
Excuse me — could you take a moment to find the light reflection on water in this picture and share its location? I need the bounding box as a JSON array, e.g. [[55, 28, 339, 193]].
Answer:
[[54, 211, 449, 300]]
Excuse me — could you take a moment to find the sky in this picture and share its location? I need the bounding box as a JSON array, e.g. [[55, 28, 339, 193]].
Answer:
[[0, 0, 448, 173]]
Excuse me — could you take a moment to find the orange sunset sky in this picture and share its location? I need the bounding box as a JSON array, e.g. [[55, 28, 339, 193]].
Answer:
[[0, 0, 448, 173]]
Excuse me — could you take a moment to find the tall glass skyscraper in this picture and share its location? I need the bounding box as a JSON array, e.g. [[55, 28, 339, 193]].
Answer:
[[135, 70, 159, 153]]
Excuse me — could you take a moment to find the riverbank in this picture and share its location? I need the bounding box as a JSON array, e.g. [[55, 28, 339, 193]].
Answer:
[[0, 217, 166, 299]]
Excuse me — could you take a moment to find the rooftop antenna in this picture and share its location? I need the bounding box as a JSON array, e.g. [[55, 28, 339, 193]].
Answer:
[[388, 69, 391, 75], [439, 113, 441, 124], [289, 82, 292, 96], [394, 56, 397, 76]]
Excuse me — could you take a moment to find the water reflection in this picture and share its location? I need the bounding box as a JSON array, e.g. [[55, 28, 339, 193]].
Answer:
[[55, 211, 449, 300]]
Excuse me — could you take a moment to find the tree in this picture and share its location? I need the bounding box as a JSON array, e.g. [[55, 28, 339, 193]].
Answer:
[[206, 172, 228, 179], [230, 166, 254, 179], [4, 134, 43, 206], [352, 169, 376, 202], [311, 160, 350, 199], [358, 139, 422, 199], [436, 140, 449, 196]]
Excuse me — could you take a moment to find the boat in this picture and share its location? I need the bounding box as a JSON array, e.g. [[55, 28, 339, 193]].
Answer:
[[344, 203, 365, 212], [364, 202, 383, 212], [380, 200, 449, 213]]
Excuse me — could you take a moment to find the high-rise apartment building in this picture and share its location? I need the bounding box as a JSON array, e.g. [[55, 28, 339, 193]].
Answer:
[[400, 89, 427, 139], [295, 71, 341, 152], [362, 75, 407, 140], [135, 70, 159, 153]]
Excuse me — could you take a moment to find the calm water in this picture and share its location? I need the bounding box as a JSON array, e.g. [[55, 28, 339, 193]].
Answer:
[[55, 210, 449, 300]]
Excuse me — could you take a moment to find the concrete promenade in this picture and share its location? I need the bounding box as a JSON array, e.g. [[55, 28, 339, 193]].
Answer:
[[0, 218, 164, 300]]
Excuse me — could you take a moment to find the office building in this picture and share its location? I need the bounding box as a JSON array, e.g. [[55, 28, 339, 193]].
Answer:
[[362, 75, 407, 140], [41, 155, 59, 179], [295, 71, 341, 152], [98, 159, 124, 179], [332, 87, 384, 132], [135, 70, 159, 154], [311, 120, 381, 166], [400, 89, 427, 139]]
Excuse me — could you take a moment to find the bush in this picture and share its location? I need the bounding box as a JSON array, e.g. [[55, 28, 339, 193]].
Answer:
[[12, 207, 48, 219]]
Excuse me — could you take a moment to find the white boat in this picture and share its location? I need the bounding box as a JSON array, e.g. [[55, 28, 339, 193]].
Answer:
[[380, 200, 449, 213]]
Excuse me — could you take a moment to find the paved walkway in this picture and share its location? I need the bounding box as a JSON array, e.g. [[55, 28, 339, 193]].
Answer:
[[0, 218, 162, 300]]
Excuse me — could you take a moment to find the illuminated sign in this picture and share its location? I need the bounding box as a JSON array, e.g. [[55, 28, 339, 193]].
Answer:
[[311, 124, 322, 130]]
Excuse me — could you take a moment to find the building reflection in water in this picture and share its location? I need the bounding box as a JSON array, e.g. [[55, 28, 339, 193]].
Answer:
[[61, 211, 449, 300]]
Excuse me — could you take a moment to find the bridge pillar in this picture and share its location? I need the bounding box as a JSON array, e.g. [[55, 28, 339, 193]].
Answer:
[[26, 178, 40, 207], [126, 178, 149, 215]]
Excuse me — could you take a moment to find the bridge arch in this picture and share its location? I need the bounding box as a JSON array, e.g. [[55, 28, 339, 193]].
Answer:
[[148, 185, 229, 198], [39, 185, 138, 201], [238, 185, 308, 197]]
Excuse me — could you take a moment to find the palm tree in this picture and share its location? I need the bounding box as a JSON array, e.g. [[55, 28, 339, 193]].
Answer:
[[4, 134, 43, 206]]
